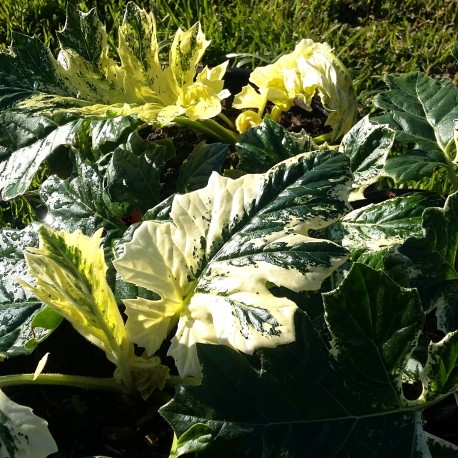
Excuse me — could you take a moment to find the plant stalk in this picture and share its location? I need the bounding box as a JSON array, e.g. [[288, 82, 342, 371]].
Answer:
[[174, 117, 238, 144], [0, 373, 124, 393], [444, 140, 458, 191], [313, 132, 334, 144], [217, 112, 236, 131]]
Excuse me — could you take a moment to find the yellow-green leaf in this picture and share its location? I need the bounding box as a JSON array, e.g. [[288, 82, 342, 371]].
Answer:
[[0, 3, 227, 126], [233, 39, 357, 140], [19, 227, 127, 365]]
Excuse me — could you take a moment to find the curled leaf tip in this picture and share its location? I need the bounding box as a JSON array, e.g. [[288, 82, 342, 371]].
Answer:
[[233, 38, 357, 140]]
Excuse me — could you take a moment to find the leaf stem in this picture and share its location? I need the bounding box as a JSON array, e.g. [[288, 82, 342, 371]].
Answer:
[[313, 132, 334, 144], [217, 112, 236, 131], [174, 117, 238, 144], [0, 373, 124, 393], [166, 375, 199, 386], [0, 373, 199, 397], [442, 148, 458, 192]]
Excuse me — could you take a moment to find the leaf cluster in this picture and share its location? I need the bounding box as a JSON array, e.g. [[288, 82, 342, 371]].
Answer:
[[0, 3, 457, 457]]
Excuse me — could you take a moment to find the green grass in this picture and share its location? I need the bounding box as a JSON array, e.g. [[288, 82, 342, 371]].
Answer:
[[0, 0, 456, 108]]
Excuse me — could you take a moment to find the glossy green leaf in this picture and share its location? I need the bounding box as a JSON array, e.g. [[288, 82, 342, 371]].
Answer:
[[434, 280, 458, 334], [399, 192, 458, 285], [324, 263, 424, 383], [40, 152, 126, 234], [0, 119, 80, 200], [105, 132, 167, 213], [0, 111, 142, 201], [339, 115, 395, 197], [421, 330, 458, 400], [114, 150, 352, 377], [0, 389, 57, 457], [160, 261, 431, 458], [341, 193, 446, 255], [0, 225, 59, 359], [234, 119, 304, 173], [0, 111, 57, 154], [86, 115, 144, 157], [177, 142, 229, 193], [372, 72, 458, 190]]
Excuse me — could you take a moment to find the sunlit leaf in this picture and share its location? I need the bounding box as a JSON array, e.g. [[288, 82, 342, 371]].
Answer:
[[0, 225, 59, 359], [339, 115, 395, 198], [0, 390, 57, 457], [0, 3, 227, 126], [233, 39, 357, 140], [160, 263, 429, 457], [114, 150, 352, 377], [20, 227, 128, 365], [372, 72, 458, 191]]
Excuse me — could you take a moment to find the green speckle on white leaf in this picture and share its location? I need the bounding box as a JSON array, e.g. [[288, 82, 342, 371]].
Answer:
[[114, 150, 352, 377], [0, 389, 57, 458], [0, 2, 228, 126]]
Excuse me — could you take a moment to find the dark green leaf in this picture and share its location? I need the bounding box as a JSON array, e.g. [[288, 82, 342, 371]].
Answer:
[[161, 281, 428, 458], [89, 116, 144, 156], [0, 111, 57, 154], [324, 263, 424, 381], [384, 149, 448, 183], [374, 73, 458, 153], [0, 32, 68, 108], [399, 192, 458, 286], [434, 280, 458, 333], [235, 119, 304, 173], [40, 152, 126, 234], [106, 132, 166, 213], [0, 225, 58, 358], [0, 120, 80, 200], [371, 72, 458, 190], [177, 142, 229, 193], [425, 432, 458, 458]]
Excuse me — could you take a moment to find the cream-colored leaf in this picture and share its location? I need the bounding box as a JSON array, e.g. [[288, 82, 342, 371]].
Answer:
[[0, 390, 58, 457], [122, 297, 181, 356], [115, 153, 351, 377], [233, 38, 357, 139]]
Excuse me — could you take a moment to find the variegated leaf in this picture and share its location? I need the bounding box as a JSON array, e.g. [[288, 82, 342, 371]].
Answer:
[[0, 390, 57, 457], [339, 115, 395, 198], [340, 193, 446, 255], [0, 2, 227, 126], [421, 330, 458, 401], [19, 227, 128, 366], [114, 150, 352, 377]]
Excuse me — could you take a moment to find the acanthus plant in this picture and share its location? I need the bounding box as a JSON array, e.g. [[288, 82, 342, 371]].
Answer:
[[0, 2, 457, 457]]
